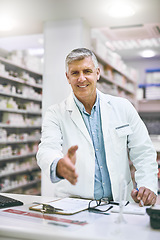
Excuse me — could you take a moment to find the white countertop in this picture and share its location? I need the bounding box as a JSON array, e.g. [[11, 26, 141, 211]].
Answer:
[[0, 193, 160, 240]]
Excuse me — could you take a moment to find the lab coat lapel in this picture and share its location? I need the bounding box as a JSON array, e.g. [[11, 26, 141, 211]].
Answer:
[[99, 92, 111, 144], [66, 94, 93, 145]]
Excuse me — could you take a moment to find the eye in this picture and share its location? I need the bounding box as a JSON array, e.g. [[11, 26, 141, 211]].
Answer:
[[71, 71, 79, 75], [84, 69, 92, 74]]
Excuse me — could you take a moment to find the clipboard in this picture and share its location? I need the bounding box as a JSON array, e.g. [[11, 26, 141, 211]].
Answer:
[[29, 197, 93, 215]]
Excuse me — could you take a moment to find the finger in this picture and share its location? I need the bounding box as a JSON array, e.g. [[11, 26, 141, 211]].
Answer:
[[146, 192, 157, 206], [145, 192, 153, 205], [141, 190, 149, 206], [131, 189, 139, 203], [63, 168, 78, 185], [137, 187, 145, 201], [59, 159, 78, 185], [68, 145, 78, 159], [137, 187, 148, 206], [67, 174, 78, 185], [137, 187, 146, 202], [138, 187, 153, 206], [61, 168, 78, 185], [151, 196, 157, 206]]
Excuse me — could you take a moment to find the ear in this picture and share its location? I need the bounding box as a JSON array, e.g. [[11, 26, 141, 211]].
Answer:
[[66, 72, 71, 84], [96, 67, 100, 81]]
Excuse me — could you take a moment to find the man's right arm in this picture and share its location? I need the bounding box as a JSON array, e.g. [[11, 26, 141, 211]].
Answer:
[[50, 145, 78, 185], [37, 105, 78, 185]]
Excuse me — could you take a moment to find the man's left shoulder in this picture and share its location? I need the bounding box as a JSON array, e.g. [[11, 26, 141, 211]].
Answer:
[[99, 91, 131, 106]]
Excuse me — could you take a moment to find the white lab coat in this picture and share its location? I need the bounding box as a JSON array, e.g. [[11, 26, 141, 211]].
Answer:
[[37, 90, 158, 201]]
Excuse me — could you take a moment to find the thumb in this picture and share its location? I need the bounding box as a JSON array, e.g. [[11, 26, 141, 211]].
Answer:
[[67, 145, 78, 164]]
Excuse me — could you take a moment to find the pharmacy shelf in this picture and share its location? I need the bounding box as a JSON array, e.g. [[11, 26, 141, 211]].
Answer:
[[0, 153, 37, 162], [94, 51, 138, 108], [0, 91, 42, 102], [146, 68, 160, 73], [0, 123, 41, 128], [0, 108, 41, 115], [0, 74, 42, 89], [0, 179, 41, 193], [0, 56, 42, 195], [139, 83, 160, 87], [138, 68, 160, 101], [0, 139, 40, 145], [0, 56, 42, 77], [100, 73, 135, 95], [0, 166, 39, 178], [95, 52, 136, 83]]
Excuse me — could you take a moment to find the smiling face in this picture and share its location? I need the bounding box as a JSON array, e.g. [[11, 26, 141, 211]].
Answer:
[[66, 56, 100, 106]]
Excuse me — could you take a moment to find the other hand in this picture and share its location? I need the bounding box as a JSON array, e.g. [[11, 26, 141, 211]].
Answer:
[[131, 187, 157, 206], [56, 145, 78, 185]]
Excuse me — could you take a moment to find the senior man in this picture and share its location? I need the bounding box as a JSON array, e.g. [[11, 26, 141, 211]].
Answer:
[[37, 48, 158, 206]]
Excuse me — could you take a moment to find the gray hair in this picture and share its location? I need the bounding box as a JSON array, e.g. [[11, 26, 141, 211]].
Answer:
[[65, 48, 99, 72]]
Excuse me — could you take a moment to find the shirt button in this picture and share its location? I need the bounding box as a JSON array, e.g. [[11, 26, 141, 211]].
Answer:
[[100, 166, 103, 169], [103, 183, 105, 185], [96, 148, 99, 151]]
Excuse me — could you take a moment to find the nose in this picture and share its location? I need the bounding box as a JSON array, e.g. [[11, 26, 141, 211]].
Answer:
[[78, 73, 86, 82]]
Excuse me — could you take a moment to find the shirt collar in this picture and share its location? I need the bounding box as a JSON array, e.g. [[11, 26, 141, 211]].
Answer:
[[73, 90, 99, 114]]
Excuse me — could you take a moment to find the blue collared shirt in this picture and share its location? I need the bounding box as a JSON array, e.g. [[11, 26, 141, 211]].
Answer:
[[50, 92, 112, 200], [73, 93, 112, 200]]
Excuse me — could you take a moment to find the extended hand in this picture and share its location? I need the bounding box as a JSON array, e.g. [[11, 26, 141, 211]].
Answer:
[[131, 187, 157, 206], [56, 145, 78, 185]]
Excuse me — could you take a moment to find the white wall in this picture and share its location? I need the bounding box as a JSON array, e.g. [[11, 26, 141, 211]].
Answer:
[[41, 18, 91, 196]]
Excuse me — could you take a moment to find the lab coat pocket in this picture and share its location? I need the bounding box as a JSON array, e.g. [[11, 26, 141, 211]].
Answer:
[[109, 124, 133, 152], [115, 124, 133, 137]]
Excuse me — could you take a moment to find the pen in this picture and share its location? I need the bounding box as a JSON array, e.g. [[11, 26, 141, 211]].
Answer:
[[136, 188, 144, 207], [109, 200, 129, 206]]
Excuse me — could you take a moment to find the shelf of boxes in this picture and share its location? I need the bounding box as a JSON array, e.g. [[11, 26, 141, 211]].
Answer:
[[137, 68, 160, 195], [0, 124, 41, 128], [0, 56, 42, 195], [0, 179, 41, 193], [143, 69, 160, 100], [150, 135, 160, 194], [92, 41, 138, 108], [138, 69, 160, 111], [0, 158, 39, 178], [0, 139, 40, 145], [0, 91, 41, 102]]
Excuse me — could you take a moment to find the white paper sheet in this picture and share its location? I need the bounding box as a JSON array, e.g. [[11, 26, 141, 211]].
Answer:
[[33, 198, 94, 214]]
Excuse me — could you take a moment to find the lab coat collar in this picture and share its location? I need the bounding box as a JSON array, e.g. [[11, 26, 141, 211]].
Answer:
[[66, 89, 112, 146], [66, 91, 93, 146], [66, 89, 111, 110]]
